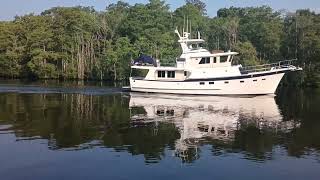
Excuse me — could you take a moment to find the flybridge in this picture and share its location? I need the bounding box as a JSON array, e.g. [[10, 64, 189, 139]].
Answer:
[[174, 26, 239, 66], [175, 29, 206, 53], [174, 27, 239, 69]]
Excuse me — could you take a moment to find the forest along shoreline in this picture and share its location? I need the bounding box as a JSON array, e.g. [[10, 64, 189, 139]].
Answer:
[[0, 0, 319, 87]]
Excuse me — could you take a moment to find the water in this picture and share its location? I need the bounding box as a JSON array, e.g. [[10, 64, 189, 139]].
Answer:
[[0, 81, 319, 180]]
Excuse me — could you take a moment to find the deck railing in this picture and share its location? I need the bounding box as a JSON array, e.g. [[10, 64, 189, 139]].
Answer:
[[239, 59, 298, 74]]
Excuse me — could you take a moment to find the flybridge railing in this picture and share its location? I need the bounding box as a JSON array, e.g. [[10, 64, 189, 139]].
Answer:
[[239, 59, 298, 74]]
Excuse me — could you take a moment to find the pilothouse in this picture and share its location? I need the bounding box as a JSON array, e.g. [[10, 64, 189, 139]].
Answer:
[[129, 28, 302, 95]]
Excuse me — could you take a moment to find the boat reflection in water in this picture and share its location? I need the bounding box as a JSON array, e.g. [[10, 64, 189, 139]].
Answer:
[[129, 93, 300, 162]]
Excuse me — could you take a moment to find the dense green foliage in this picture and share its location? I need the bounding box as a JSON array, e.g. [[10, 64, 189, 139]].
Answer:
[[0, 0, 319, 86]]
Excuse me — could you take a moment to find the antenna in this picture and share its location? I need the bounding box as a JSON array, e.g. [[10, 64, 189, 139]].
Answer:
[[183, 16, 185, 34], [175, 27, 181, 39], [186, 16, 189, 34], [190, 20, 192, 38]]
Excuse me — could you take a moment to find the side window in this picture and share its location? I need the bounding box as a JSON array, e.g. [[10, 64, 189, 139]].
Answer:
[[205, 57, 210, 64], [167, 71, 175, 78], [199, 57, 211, 64], [220, 56, 228, 63], [184, 71, 188, 76], [229, 55, 233, 62], [199, 58, 206, 64], [157, 71, 165, 78], [213, 57, 217, 63]]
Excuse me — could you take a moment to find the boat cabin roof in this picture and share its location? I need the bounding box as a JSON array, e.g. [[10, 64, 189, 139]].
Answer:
[[211, 51, 238, 57], [131, 66, 185, 71], [186, 51, 238, 58]]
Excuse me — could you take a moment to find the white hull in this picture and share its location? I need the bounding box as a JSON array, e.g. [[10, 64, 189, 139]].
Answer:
[[130, 72, 285, 95]]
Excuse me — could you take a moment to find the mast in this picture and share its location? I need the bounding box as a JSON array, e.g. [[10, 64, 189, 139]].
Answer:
[[190, 20, 192, 38], [186, 17, 189, 36], [183, 16, 185, 35]]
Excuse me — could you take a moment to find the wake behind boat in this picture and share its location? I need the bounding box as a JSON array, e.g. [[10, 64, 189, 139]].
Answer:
[[129, 29, 302, 95]]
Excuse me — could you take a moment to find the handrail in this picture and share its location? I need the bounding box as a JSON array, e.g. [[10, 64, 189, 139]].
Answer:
[[240, 59, 298, 74]]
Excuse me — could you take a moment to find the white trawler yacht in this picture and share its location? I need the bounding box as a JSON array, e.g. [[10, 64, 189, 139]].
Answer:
[[129, 29, 302, 95]]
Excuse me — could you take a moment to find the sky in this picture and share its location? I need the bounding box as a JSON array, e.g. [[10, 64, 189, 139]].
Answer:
[[1, 0, 320, 21]]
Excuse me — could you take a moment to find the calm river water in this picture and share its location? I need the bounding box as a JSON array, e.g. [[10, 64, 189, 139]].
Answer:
[[0, 80, 319, 180]]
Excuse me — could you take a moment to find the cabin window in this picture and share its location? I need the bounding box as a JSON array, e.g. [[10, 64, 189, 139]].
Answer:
[[262, 78, 266, 81], [209, 82, 214, 84], [177, 58, 186, 62], [229, 55, 234, 62], [206, 57, 210, 63], [220, 56, 228, 63], [224, 81, 229, 84], [253, 79, 258, 82], [191, 44, 199, 49], [199, 57, 210, 64], [213, 57, 217, 63], [240, 80, 244, 83], [184, 71, 187, 76], [167, 71, 175, 78], [200, 82, 205, 85], [158, 71, 165, 78]]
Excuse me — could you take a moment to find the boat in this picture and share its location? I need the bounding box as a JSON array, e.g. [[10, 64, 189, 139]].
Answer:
[[129, 29, 302, 95]]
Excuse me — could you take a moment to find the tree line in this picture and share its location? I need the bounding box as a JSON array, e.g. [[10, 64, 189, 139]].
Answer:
[[0, 0, 319, 86]]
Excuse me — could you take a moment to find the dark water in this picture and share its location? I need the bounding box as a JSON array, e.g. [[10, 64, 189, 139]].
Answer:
[[0, 81, 319, 180]]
